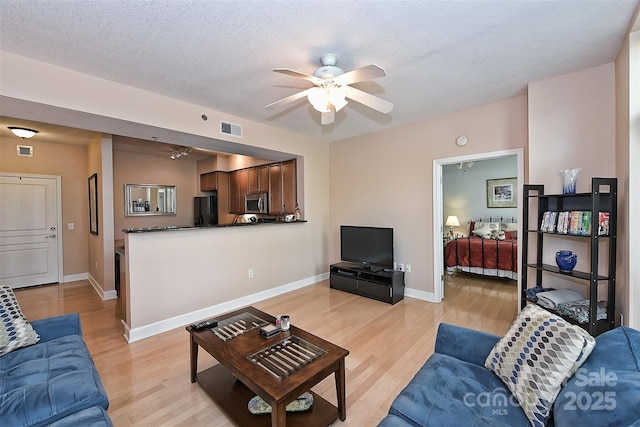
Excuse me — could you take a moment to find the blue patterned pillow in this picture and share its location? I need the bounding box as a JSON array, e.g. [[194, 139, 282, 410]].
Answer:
[[0, 284, 40, 356], [485, 304, 595, 427]]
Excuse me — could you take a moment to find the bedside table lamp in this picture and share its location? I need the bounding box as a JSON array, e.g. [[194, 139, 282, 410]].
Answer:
[[445, 216, 460, 239]]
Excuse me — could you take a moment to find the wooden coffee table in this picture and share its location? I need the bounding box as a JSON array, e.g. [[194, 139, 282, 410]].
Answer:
[[187, 306, 349, 427]]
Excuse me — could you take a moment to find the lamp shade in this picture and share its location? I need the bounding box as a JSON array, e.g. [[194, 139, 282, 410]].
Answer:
[[445, 216, 460, 227]]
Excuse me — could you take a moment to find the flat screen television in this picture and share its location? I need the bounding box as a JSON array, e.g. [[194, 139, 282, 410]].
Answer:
[[340, 225, 394, 271]]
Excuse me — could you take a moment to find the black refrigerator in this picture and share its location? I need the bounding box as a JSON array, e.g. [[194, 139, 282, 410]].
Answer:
[[194, 194, 218, 226]]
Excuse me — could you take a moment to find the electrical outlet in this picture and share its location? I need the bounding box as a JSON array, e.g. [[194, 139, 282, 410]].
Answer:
[[405, 264, 411, 272], [248, 269, 254, 278], [399, 263, 405, 272]]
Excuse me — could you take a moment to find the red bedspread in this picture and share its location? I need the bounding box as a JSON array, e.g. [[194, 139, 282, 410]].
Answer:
[[444, 236, 518, 273]]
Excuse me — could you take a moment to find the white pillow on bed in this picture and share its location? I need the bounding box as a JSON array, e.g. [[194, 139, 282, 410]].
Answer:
[[501, 222, 518, 232], [472, 222, 501, 239]]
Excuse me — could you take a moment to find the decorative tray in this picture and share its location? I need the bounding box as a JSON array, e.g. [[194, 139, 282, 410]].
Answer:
[[247, 336, 327, 380], [209, 312, 268, 341]]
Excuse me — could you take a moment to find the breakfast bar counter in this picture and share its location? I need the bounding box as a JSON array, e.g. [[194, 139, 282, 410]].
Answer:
[[122, 219, 307, 233], [119, 219, 314, 344]]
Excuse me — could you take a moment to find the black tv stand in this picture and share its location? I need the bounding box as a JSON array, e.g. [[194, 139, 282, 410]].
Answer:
[[329, 262, 405, 304]]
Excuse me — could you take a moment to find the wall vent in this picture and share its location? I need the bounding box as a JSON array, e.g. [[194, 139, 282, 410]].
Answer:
[[17, 145, 33, 157], [220, 121, 243, 138]]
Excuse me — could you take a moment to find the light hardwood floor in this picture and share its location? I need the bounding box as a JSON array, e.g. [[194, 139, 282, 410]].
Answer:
[[15, 273, 518, 426]]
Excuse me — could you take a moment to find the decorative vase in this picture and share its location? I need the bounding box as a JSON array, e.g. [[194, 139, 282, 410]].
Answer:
[[556, 250, 577, 273], [560, 168, 581, 194]]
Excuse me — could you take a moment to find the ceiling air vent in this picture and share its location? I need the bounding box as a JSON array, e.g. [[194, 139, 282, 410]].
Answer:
[[220, 121, 243, 138], [17, 145, 33, 157]]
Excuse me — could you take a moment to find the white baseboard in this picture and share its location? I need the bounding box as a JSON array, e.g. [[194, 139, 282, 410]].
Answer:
[[126, 272, 329, 343], [87, 273, 118, 301], [404, 287, 438, 303], [63, 273, 88, 282]]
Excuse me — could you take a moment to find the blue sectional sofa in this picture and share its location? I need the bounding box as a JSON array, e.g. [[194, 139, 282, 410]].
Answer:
[[379, 323, 640, 427], [0, 313, 112, 426]]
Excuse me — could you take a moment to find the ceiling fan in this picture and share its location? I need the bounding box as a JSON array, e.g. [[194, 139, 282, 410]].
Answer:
[[265, 54, 393, 125]]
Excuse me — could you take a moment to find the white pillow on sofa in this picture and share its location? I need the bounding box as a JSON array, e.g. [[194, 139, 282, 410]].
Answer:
[[485, 304, 595, 427], [0, 284, 40, 356]]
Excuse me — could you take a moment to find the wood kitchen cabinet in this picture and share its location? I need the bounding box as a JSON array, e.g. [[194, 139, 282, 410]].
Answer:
[[200, 171, 227, 192], [269, 159, 297, 214], [248, 165, 269, 194], [229, 169, 248, 214], [282, 160, 296, 214]]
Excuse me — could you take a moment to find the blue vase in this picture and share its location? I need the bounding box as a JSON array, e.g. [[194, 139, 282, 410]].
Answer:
[[556, 250, 577, 272]]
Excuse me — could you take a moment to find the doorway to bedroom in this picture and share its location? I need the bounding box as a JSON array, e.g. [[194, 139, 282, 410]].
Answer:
[[433, 148, 523, 304]]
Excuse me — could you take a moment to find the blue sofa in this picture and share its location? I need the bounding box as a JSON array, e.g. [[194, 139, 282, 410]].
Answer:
[[379, 323, 640, 427], [0, 313, 112, 426]]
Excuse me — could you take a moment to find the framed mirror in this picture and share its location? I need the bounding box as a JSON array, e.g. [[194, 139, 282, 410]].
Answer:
[[125, 184, 176, 216]]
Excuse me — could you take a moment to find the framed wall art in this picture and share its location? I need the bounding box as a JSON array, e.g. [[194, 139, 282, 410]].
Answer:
[[487, 177, 517, 208], [88, 173, 99, 235]]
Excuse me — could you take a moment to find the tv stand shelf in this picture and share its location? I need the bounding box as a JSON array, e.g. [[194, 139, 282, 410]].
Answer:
[[330, 262, 405, 304]]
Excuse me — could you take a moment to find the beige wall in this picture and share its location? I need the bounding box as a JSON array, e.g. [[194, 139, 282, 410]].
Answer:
[[113, 149, 199, 240], [0, 136, 90, 278], [528, 63, 619, 316], [0, 51, 331, 337], [329, 95, 528, 296], [528, 63, 616, 191], [616, 20, 640, 330]]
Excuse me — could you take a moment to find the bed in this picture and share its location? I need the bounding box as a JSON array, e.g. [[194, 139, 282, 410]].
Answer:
[[444, 218, 518, 280]]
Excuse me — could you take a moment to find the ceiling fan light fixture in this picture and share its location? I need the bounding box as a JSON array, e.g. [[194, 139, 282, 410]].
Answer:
[[8, 127, 39, 139], [329, 86, 348, 111], [307, 87, 330, 113]]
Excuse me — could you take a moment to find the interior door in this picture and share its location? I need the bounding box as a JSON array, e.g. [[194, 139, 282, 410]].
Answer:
[[0, 174, 61, 288]]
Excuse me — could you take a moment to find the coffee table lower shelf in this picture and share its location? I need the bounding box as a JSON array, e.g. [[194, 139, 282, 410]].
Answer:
[[197, 364, 339, 427]]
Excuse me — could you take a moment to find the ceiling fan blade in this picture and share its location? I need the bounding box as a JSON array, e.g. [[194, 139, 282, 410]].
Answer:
[[273, 68, 321, 84], [335, 64, 387, 86], [344, 87, 394, 114], [321, 109, 335, 125], [265, 87, 314, 109]]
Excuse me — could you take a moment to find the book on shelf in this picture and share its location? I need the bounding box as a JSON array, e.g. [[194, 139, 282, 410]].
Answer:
[[541, 211, 606, 236], [581, 211, 592, 236], [568, 211, 582, 235], [598, 212, 610, 236]]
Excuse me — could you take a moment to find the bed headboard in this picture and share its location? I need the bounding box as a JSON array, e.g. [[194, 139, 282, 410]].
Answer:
[[469, 216, 518, 239]]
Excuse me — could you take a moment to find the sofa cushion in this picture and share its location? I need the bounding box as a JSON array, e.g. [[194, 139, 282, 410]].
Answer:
[[384, 352, 530, 427], [48, 406, 113, 427], [484, 304, 595, 427], [0, 285, 40, 356], [554, 326, 640, 427], [0, 334, 109, 427]]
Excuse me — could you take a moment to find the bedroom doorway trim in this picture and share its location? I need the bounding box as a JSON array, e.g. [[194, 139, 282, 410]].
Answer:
[[432, 148, 524, 303]]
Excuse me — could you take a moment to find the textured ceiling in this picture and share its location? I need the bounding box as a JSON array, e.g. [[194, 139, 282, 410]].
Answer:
[[0, 0, 638, 143]]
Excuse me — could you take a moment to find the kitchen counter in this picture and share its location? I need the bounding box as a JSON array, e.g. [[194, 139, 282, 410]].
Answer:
[[122, 220, 307, 233]]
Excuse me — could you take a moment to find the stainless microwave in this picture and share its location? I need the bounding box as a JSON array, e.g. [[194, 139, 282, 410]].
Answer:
[[245, 192, 268, 213]]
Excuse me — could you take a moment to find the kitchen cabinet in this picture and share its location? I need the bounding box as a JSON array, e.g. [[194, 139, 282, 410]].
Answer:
[[248, 165, 269, 194], [229, 169, 248, 214], [282, 160, 296, 214], [269, 159, 297, 214], [268, 163, 282, 214], [200, 171, 227, 192]]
